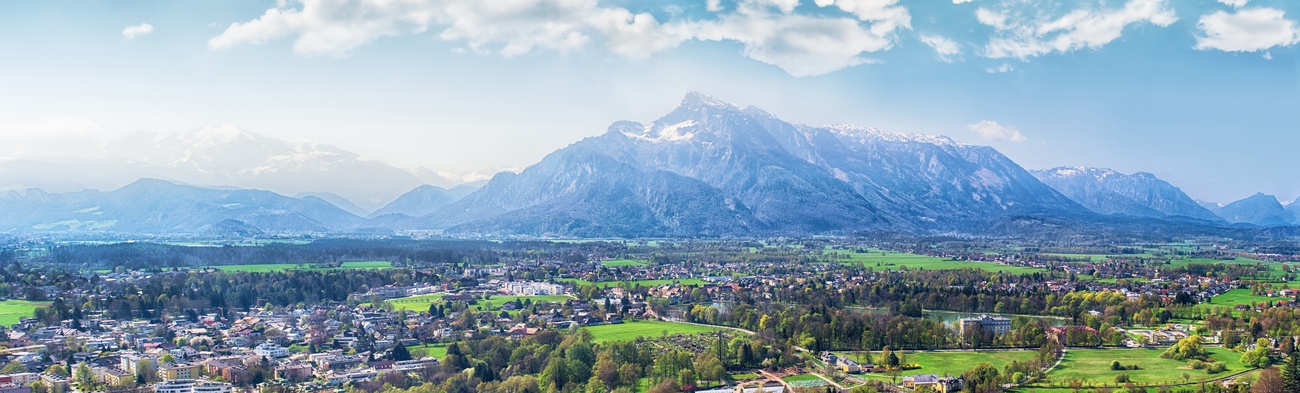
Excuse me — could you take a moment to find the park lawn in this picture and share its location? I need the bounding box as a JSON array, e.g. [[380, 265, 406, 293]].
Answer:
[[406, 343, 449, 360], [474, 295, 571, 314], [0, 300, 49, 326], [848, 350, 1041, 381], [206, 261, 392, 272], [562, 278, 709, 288], [582, 320, 726, 343], [781, 374, 822, 383], [601, 259, 649, 267], [834, 250, 1045, 275], [1039, 347, 1248, 387], [730, 373, 760, 380]]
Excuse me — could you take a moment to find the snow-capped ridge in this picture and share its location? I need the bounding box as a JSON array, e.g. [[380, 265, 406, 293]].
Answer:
[[821, 123, 961, 146]]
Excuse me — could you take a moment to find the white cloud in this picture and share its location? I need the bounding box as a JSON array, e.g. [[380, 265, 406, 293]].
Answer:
[[919, 34, 961, 62], [967, 120, 1025, 142], [208, 0, 912, 77], [0, 117, 110, 158], [1195, 8, 1300, 52], [978, 0, 1176, 59], [985, 63, 1013, 73], [706, 0, 723, 12], [975, 8, 1008, 30], [122, 23, 154, 39], [953, 0, 974, 4], [1218, 0, 1248, 8]]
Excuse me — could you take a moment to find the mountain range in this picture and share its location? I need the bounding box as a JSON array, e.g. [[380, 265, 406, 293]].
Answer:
[[0, 124, 493, 211], [0, 93, 1295, 238]]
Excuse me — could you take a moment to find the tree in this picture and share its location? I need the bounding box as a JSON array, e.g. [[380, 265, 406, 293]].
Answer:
[[391, 344, 412, 361], [1162, 335, 1209, 361], [1283, 351, 1300, 393], [46, 364, 69, 378], [75, 363, 94, 389], [0, 361, 27, 374], [160, 353, 177, 364], [1254, 368, 1284, 393]]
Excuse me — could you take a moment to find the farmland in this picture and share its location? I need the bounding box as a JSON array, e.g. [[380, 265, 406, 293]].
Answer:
[[829, 249, 1046, 274], [600, 259, 649, 267]]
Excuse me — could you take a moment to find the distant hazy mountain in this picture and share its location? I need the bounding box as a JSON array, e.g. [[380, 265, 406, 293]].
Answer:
[[0, 125, 500, 210], [400, 93, 1088, 236], [0, 179, 363, 234], [369, 185, 474, 218], [1032, 166, 1221, 221], [1217, 193, 1296, 227], [296, 192, 371, 217]]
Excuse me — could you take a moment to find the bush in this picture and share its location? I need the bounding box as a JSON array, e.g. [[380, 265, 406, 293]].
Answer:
[[1111, 361, 1123, 371], [1188, 360, 1206, 370], [1115, 373, 1130, 383], [1205, 362, 1226, 374]]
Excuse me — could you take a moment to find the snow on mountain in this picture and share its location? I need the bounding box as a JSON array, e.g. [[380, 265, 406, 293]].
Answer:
[[1032, 166, 1221, 221]]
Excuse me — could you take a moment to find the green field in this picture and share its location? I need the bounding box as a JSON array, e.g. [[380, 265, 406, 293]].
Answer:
[[582, 320, 726, 343], [206, 261, 393, 272], [832, 249, 1045, 275], [1033, 347, 1249, 387], [601, 259, 649, 267], [383, 294, 571, 314], [406, 343, 449, 359], [1205, 289, 1278, 307], [781, 374, 823, 383], [0, 300, 50, 326], [384, 294, 446, 311], [849, 350, 1042, 381], [562, 278, 709, 288]]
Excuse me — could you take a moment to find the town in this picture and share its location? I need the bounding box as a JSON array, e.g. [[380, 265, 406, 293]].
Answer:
[[0, 239, 1296, 393]]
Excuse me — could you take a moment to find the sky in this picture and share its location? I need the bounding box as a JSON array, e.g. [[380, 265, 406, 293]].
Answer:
[[0, 0, 1298, 204]]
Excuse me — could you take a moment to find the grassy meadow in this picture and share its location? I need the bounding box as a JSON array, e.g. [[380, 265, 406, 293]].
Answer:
[[205, 261, 393, 272], [830, 249, 1046, 275], [582, 320, 725, 343], [0, 300, 50, 326]]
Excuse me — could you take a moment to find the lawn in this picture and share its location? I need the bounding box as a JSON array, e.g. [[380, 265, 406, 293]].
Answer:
[[406, 343, 449, 359], [601, 259, 649, 267], [383, 294, 571, 314], [205, 261, 393, 272], [0, 300, 49, 326], [848, 350, 1041, 381], [582, 320, 726, 343], [781, 374, 823, 383], [1205, 289, 1277, 307], [831, 249, 1045, 275], [1033, 347, 1249, 387], [385, 294, 445, 312], [562, 278, 709, 288]]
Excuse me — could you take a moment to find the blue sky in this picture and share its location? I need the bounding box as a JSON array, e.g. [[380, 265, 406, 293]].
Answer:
[[0, 0, 1297, 203]]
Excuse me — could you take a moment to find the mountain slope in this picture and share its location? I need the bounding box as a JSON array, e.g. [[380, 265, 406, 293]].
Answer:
[[1031, 166, 1221, 221], [401, 93, 1090, 236], [1217, 193, 1296, 227], [0, 179, 363, 234], [370, 185, 461, 218]]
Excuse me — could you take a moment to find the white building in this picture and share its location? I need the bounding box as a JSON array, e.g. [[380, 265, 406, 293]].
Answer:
[[254, 343, 290, 358], [154, 380, 232, 393]]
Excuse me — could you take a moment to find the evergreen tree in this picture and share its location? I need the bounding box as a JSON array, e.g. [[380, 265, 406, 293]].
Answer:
[[391, 344, 412, 361], [1283, 350, 1300, 393]]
